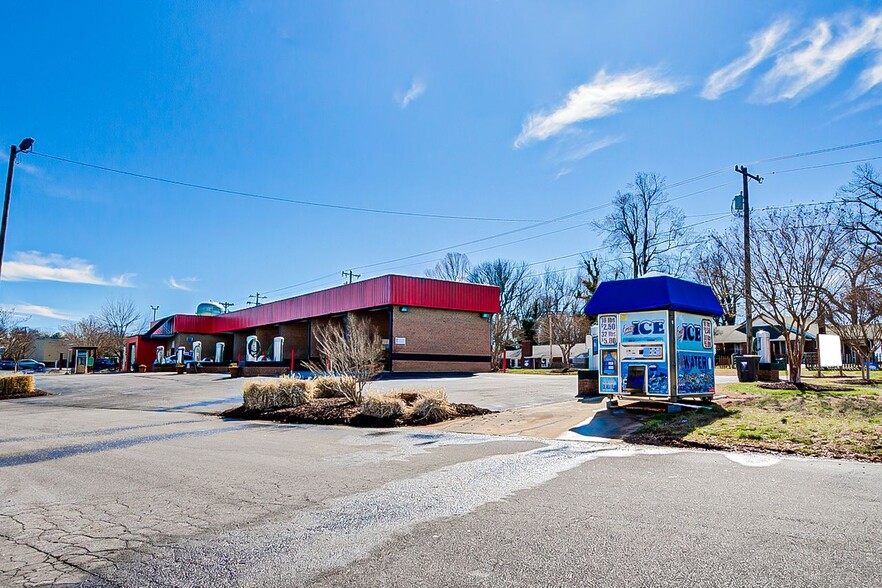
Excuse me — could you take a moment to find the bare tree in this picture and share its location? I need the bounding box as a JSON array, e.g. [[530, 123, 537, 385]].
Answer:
[[824, 240, 882, 381], [535, 270, 590, 368], [61, 316, 118, 358], [0, 308, 36, 368], [692, 225, 743, 326], [750, 205, 847, 384], [839, 164, 882, 250], [305, 314, 384, 403], [468, 259, 536, 369], [575, 255, 602, 304], [98, 297, 145, 361], [596, 172, 690, 279], [425, 252, 472, 282]]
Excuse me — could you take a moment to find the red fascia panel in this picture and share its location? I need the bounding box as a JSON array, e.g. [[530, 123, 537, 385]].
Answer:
[[173, 315, 219, 333], [158, 274, 500, 335], [389, 275, 500, 313]]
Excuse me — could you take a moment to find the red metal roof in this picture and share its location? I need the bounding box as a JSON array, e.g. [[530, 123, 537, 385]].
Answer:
[[165, 275, 500, 334]]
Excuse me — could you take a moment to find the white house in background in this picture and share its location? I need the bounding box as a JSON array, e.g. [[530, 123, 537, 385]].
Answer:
[[505, 342, 588, 369]]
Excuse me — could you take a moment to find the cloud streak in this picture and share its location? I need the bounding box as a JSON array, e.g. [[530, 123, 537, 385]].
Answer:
[[2, 251, 134, 287], [398, 80, 426, 108], [514, 70, 680, 147], [756, 11, 882, 102], [166, 276, 197, 291], [8, 304, 76, 321], [702, 19, 790, 100]]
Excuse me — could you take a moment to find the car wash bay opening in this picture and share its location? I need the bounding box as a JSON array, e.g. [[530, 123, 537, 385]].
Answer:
[[126, 275, 500, 374]]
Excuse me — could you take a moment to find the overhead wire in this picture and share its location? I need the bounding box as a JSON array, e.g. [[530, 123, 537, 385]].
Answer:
[[28, 151, 541, 224]]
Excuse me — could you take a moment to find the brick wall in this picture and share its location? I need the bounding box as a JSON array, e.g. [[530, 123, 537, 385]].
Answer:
[[279, 321, 309, 360], [391, 307, 490, 372]]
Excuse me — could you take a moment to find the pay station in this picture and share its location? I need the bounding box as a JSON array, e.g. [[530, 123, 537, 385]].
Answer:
[[583, 275, 724, 408]]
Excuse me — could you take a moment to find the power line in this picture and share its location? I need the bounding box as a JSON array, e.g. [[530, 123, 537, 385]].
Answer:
[[748, 137, 882, 165], [209, 138, 882, 304], [764, 155, 882, 175], [29, 151, 541, 224]]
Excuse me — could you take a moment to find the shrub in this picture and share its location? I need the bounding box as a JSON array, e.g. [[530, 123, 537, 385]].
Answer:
[[361, 393, 407, 419], [312, 375, 357, 399], [0, 374, 35, 396], [409, 388, 454, 423], [242, 376, 312, 410]]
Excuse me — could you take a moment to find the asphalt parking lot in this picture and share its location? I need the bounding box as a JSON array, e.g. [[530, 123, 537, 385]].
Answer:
[[1, 372, 879, 587]]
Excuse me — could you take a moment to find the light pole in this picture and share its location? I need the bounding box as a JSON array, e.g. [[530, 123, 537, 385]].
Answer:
[[1, 138, 35, 284], [150, 305, 160, 322]]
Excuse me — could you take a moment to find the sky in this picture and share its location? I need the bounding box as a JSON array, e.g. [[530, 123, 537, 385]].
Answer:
[[4, 0, 882, 331]]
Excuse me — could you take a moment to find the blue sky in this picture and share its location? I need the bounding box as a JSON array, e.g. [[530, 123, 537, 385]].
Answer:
[[4, 0, 882, 330]]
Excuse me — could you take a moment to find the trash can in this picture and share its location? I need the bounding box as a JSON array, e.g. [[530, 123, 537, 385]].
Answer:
[[577, 369, 599, 397], [734, 355, 760, 382]]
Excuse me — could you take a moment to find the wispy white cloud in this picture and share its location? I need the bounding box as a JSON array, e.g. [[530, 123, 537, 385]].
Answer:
[[559, 135, 623, 162], [756, 11, 882, 103], [6, 303, 77, 321], [702, 19, 791, 100], [397, 80, 426, 108], [2, 251, 135, 287], [165, 276, 198, 291], [553, 168, 573, 181], [514, 69, 680, 147]]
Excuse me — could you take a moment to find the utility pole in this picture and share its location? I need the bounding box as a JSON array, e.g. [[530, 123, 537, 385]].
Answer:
[[247, 293, 266, 307], [735, 165, 763, 355], [1, 138, 34, 284], [342, 270, 360, 284], [150, 305, 160, 322], [219, 301, 235, 313]]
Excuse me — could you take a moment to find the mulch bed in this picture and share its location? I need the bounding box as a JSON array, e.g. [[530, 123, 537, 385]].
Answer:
[[0, 389, 49, 400], [220, 397, 494, 428], [757, 381, 855, 392]]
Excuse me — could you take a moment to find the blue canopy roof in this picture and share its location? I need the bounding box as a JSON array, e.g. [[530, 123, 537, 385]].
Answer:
[[583, 275, 725, 316]]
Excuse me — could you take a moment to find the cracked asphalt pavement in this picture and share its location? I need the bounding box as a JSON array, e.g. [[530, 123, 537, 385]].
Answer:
[[0, 373, 880, 587]]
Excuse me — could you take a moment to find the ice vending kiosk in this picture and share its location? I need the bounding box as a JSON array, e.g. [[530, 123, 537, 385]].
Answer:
[[583, 275, 724, 407]]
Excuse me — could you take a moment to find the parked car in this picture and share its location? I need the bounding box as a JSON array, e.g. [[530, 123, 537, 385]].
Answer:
[[161, 353, 193, 364], [0, 359, 15, 370], [94, 358, 119, 371], [16, 359, 46, 372]]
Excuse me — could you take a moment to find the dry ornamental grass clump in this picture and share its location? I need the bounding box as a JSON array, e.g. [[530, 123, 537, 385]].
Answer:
[[311, 375, 357, 399], [361, 393, 407, 419], [243, 376, 312, 410], [409, 388, 455, 423], [0, 374, 35, 396]]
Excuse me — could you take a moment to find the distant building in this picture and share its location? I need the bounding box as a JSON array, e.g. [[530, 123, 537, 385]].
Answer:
[[505, 341, 588, 369], [32, 337, 69, 367]]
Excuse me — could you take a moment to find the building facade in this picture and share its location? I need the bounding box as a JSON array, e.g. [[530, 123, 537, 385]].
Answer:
[[125, 275, 500, 374]]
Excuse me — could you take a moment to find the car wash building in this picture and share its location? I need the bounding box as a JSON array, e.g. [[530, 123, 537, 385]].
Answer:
[[582, 275, 724, 406], [125, 275, 500, 374]]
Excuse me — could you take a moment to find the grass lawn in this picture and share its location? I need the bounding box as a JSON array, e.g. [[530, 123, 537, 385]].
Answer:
[[505, 368, 577, 375], [627, 377, 882, 462]]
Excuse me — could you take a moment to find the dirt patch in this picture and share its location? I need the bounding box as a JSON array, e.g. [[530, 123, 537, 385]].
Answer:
[[757, 381, 855, 392], [220, 397, 493, 428], [830, 378, 880, 387], [0, 389, 49, 400]]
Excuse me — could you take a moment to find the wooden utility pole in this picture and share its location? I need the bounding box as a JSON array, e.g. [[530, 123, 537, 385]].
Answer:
[[342, 270, 361, 284], [220, 301, 235, 313], [735, 165, 763, 355], [247, 293, 266, 307]]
